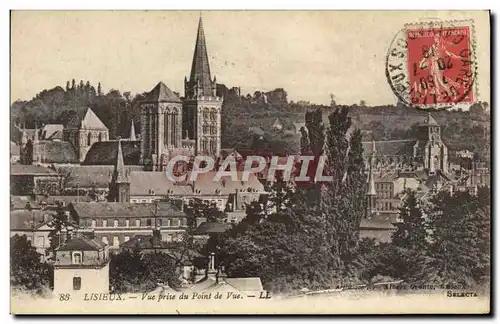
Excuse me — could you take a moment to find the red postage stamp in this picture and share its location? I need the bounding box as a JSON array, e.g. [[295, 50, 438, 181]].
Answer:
[[386, 20, 476, 110]]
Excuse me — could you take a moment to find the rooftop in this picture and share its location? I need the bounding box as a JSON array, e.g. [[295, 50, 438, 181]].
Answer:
[[69, 201, 186, 219]]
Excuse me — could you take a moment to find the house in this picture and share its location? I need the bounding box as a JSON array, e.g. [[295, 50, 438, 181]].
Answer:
[[68, 201, 190, 249], [40, 124, 64, 141], [53, 234, 110, 295], [359, 211, 399, 243], [10, 209, 54, 258]]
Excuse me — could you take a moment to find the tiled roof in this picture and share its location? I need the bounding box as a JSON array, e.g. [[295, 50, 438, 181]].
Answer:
[[248, 126, 265, 136], [66, 107, 108, 130], [189, 171, 265, 195], [57, 235, 104, 251], [225, 278, 264, 292], [129, 171, 193, 196], [69, 201, 185, 219], [360, 212, 399, 230], [82, 140, 141, 165], [36, 140, 79, 163], [144, 82, 182, 103], [11, 164, 58, 176], [10, 209, 54, 230], [41, 124, 64, 140], [362, 140, 416, 156]]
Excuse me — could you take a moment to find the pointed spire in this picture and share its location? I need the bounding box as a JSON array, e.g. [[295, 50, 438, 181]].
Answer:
[[129, 120, 137, 141], [113, 139, 128, 183], [426, 112, 438, 126], [189, 15, 213, 97]]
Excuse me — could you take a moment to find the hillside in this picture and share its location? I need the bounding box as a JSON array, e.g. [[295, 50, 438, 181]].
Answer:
[[11, 82, 490, 160]]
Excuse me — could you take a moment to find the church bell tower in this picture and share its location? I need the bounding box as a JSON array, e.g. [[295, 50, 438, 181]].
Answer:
[[183, 16, 223, 157]]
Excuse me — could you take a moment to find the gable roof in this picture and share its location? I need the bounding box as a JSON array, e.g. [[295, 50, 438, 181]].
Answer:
[[11, 164, 58, 176], [41, 124, 64, 140], [82, 140, 141, 165], [66, 107, 108, 130], [69, 201, 186, 219], [144, 82, 182, 103], [10, 209, 54, 230], [129, 172, 193, 196], [57, 235, 104, 251], [57, 165, 143, 189]]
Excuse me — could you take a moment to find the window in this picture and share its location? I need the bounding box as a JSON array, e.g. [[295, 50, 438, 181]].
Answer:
[[87, 132, 92, 146], [131, 199, 137, 203], [73, 277, 81, 291], [141, 199, 147, 203], [113, 219, 118, 228], [72, 252, 82, 264], [136, 219, 141, 227], [147, 219, 152, 226], [157, 219, 162, 227], [36, 236, 45, 247], [166, 219, 171, 227], [167, 234, 173, 242], [113, 236, 119, 247], [91, 219, 96, 228], [98, 133, 102, 142], [172, 219, 179, 227], [103, 220, 107, 227], [125, 219, 129, 227]]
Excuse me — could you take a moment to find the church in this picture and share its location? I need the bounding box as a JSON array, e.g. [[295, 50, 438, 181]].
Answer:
[[139, 16, 223, 171]]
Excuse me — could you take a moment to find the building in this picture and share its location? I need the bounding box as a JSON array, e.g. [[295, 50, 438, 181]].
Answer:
[[10, 164, 61, 196], [182, 17, 222, 157], [53, 235, 110, 295], [362, 113, 449, 176], [139, 17, 222, 171], [63, 107, 109, 162], [68, 201, 189, 249], [128, 171, 265, 211], [10, 209, 53, 257]]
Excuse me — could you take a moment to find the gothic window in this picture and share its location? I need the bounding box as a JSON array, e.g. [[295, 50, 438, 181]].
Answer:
[[210, 109, 217, 121], [171, 109, 178, 146], [203, 108, 209, 120], [203, 123, 208, 134], [164, 113, 169, 146], [210, 125, 217, 135], [210, 139, 216, 153], [202, 138, 208, 152], [87, 132, 92, 146], [98, 133, 102, 142], [72, 252, 82, 264]]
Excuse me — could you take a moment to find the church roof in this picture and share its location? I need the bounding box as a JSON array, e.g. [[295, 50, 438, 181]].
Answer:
[[360, 211, 399, 230], [189, 17, 213, 96], [36, 140, 79, 163], [57, 165, 143, 189], [41, 124, 64, 140], [144, 82, 182, 103], [82, 140, 141, 165], [362, 140, 416, 156], [112, 139, 128, 183], [66, 107, 108, 130]]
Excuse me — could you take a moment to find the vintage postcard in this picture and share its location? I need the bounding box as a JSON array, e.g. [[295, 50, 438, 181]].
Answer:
[[10, 10, 491, 314]]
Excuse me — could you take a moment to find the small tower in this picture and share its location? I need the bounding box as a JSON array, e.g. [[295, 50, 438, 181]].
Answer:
[[108, 139, 130, 202], [365, 140, 377, 218], [53, 234, 110, 295], [33, 122, 40, 164], [129, 120, 137, 141]]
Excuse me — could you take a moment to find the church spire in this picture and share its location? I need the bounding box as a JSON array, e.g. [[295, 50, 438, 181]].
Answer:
[[113, 139, 128, 183], [189, 16, 213, 97], [129, 120, 137, 141]]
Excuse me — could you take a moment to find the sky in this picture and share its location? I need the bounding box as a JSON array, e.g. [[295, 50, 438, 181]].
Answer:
[[10, 11, 490, 106]]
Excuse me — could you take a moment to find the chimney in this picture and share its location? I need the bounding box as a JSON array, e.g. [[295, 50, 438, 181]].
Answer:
[[207, 252, 216, 279]]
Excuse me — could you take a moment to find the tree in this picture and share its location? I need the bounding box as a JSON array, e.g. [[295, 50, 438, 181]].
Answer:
[[46, 203, 72, 259], [97, 82, 102, 96], [11, 235, 52, 295], [392, 190, 427, 250]]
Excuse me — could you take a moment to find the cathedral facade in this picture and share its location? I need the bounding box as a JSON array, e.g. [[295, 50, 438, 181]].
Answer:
[[140, 17, 222, 171]]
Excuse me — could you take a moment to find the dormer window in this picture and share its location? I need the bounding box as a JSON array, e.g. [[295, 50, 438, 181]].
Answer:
[[168, 189, 174, 195], [196, 189, 201, 194], [215, 188, 221, 194], [72, 251, 82, 264], [149, 189, 156, 195]]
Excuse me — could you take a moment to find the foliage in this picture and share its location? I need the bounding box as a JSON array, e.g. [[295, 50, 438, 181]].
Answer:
[[109, 249, 180, 293], [46, 203, 72, 259], [11, 235, 52, 295]]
